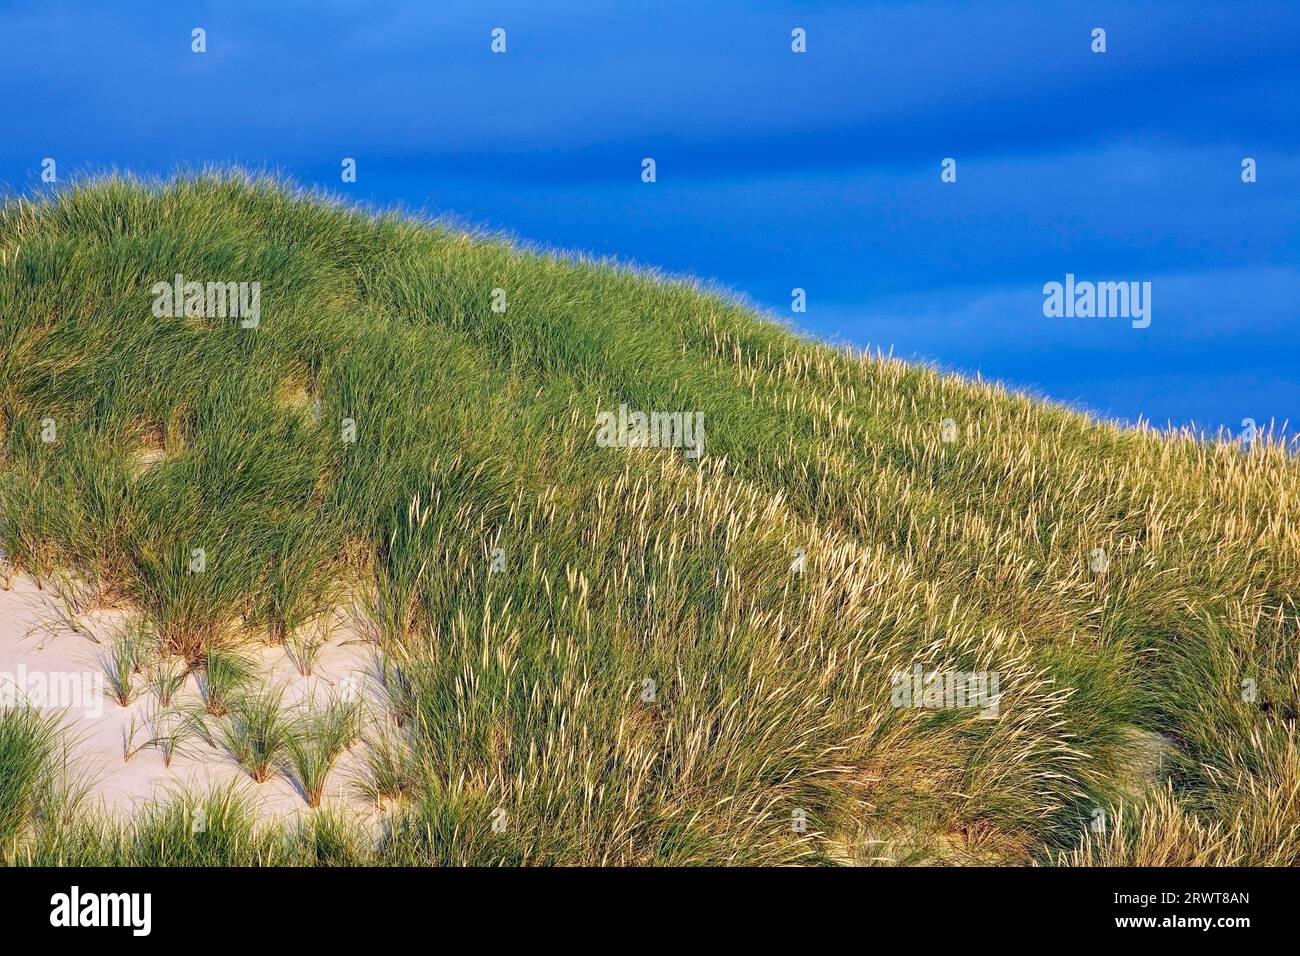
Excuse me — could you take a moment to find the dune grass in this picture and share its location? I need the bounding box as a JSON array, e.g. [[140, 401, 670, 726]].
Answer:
[[0, 706, 65, 850], [198, 644, 256, 718], [219, 685, 294, 784], [1, 172, 1298, 865], [286, 690, 363, 807]]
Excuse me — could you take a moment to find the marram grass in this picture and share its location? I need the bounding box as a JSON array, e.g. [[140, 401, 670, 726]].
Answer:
[[1, 172, 1298, 865]]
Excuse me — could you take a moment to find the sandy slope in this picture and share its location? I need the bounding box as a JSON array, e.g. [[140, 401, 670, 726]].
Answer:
[[0, 570, 382, 822]]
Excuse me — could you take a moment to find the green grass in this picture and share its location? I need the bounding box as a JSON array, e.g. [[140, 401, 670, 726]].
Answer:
[[198, 644, 256, 718], [219, 685, 293, 784], [17, 784, 288, 867], [102, 625, 144, 707], [143, 653, 189, 708], [1, 171, 1298, 865], [286, 690, 362, 807], [0, 706, 65, 850]]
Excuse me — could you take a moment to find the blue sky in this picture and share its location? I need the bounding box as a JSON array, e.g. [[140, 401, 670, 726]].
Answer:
[[3, 1, 1296, 433]]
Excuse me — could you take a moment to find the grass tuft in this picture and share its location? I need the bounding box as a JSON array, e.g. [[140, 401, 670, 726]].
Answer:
[[219, 685, 293, 784], [0, 706, 64, 850], [286, 691, 362, 807]]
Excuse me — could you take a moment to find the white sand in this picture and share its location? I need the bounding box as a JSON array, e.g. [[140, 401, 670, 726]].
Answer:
[[0, 568, 386, 824]]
